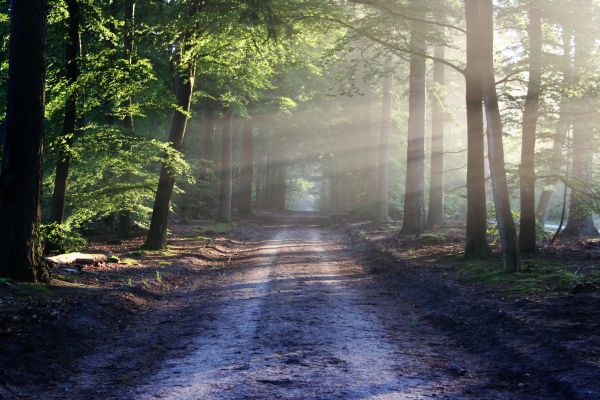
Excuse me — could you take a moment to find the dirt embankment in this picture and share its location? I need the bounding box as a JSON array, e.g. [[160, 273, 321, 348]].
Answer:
[[0, 222, 242, 398], [341, 221, 600, 400], [2, 216, 599, 399]]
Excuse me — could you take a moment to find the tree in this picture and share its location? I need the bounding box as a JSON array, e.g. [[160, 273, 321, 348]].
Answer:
[[518, 2, 542, 253], [216, 108, 234, 222], [536, 28, 573, 227], [377, 57, 393, 222], [203, 104, 216, 161], [0, 0, 50, 282], [560, 0, 599, 239], [401, 17, 427, 234], [144, 62, 196, 249], [239, 116, 254, 215], [117, 0, 137, 238], [480, 0, 521, 271], [427, 44, 445, 230], [465, 0, 492, 258], [50, 0, 81, 224]]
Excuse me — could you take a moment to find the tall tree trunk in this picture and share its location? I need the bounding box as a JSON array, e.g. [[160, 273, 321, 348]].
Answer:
[[265, 154, 273, 209], [50, 0, 80, 224], [203, 104, 216, 161], [561, 14, 599, 238], [480, 0, 521, 271], [359, 71, 376, 214], [377, 57, 393, 222], [117, 0, 136, 238], [427, 45, 445, 230], [216, 108, 233, 222], [518, 3, 542, 253], [401, 22, 427, 234], [465, 0, 491, 258], [536, 29, 573, 226], [0, 0, 49, 282], [239, 117, 254, 215], [144, 65, 195, 249], [272, 161, 286, 210]]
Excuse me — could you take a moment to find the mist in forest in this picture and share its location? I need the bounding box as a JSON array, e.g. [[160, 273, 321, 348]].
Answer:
[[1, 0, 600, 275], [4, 1, 600, 398]]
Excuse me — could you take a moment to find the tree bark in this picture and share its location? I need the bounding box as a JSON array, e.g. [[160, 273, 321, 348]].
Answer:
[[362, 83, 376, 214], [203, 104, 216, 161], [401, 22, 427, 234], [377, 57, 393, 222], [480, 0, 521, 271], [518, 3, 542, 253], [216, 108, 233, 222], [464, 0, 491, 258], [0, 0, 50, 282], [117, 0, 136, 238], [50, 0, 80, 224], [239, 117, 254, 215], [536, 29, 572, 227], [272, 161, 286, 210], [144, 65, 195, 249], [561, 14, 599, 238], [427, 45, 445, 230]]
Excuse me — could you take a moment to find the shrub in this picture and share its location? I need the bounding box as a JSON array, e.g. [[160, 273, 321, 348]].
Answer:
[[41, 223, 87, 255]]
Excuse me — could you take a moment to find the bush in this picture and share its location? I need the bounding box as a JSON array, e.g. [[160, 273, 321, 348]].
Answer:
[[41, 223, 87, 255]]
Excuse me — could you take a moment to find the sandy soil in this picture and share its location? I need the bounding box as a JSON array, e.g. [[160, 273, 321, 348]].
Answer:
[[31, 222, 541, 399]]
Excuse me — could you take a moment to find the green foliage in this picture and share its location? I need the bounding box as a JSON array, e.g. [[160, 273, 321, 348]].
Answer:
[[41, 223, 87, 255], [458, 257, 600, 294], [44, 125, 194, 229]]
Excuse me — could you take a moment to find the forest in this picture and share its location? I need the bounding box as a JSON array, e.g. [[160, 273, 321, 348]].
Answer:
[[1, 0, 600, 399]]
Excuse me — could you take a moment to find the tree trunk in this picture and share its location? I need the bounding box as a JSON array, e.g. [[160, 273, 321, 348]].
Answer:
[[50, 0, 80, 224], [518, 3, 542, 253], [203, 105, 216, 161], [362, 83, 376, 214], [272, 161, 286, 210], [216, 108, 233, 222], [427, 45, 445, 230], [377, 57, 393, 222], [117, 0, 136, 238], [480, 0, 521, 271], [536, 29, 573, 227], [239, 117, 254, 215], [265, 154, 273, 209], [0, 0, 49, 282], [464, 0, 492, 258], [144, 65, 195, 249], [401, 22, 427, 234], [561, 16, 599, 238]]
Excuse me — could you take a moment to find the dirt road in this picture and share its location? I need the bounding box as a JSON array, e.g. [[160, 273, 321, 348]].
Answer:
[[38, 224, 536, 399]]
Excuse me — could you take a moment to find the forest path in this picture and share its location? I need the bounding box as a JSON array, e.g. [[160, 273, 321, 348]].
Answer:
[[40, 222, 519, 399]]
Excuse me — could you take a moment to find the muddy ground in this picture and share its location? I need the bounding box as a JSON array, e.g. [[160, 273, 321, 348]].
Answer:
[[1, 214, 599, 399]]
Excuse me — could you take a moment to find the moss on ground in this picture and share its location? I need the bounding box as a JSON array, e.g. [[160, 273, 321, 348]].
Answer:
[[452, 257, 600, 294], [195, 222, 234, 235]]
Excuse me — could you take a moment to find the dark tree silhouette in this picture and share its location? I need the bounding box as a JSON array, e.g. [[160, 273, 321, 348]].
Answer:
[[0, 0, 50, 282]]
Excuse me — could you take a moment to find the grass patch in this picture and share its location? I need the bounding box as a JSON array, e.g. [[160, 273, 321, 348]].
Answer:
[[418, 233, 447, 242], [195, 222, 234, 235], [0, 277, 12, 286], [455, 258, 600, 294], [10, 282, 54, 298], [132, 247, 180, 258]]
